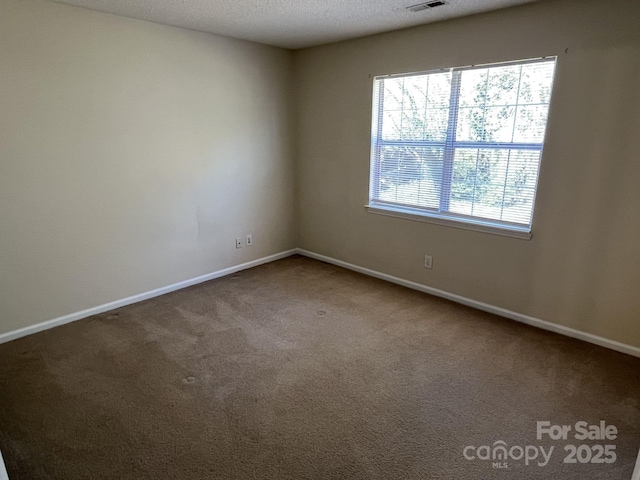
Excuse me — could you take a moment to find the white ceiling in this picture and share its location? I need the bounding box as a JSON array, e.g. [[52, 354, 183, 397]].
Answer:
[[52, 0, 540, 49]]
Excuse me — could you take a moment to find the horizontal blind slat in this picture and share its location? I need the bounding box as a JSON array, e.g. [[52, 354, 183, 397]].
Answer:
[[370, 57, 556, 229]]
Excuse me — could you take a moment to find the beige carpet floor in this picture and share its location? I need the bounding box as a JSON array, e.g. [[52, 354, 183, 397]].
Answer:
[[0, 255, 639, 479]]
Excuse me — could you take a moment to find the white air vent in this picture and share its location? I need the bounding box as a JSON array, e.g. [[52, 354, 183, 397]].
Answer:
[[407, 0, 447, 12]]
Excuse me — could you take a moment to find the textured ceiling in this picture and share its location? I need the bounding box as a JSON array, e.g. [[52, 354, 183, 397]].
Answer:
[[51, 0, 540, 49]]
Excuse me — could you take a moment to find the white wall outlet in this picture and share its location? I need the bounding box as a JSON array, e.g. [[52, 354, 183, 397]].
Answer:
[[236, 237, 243, 249], [424, 255, 433, 269], [246, 234, 253, 246]]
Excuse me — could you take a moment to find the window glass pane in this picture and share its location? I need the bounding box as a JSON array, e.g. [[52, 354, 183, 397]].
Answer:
[[450, 149, 508, 218], [513, 105, 550, 143], [401, 108, 427, 141], [426, 73, 452, 108], [381, 110, 402, 141], [456, 106, 517, 143], [518, 62, 555, 105], [457, 62, 554, 144], [382, 77, 403, 111], [486, 64, 521, 106], [376, 145, 444, 209], [449, 148, 540, 224], [459, 69, 488, 108], [501, 150, 541, 223], [425, 107, 449, 142], [403, 76, 428, 111], [455, 107, 484, 142], [380, 73, 451, 142], [483, 106, 516, 142]]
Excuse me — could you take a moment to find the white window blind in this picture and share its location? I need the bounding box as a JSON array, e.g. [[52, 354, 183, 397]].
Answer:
[[368, 58, 557, 236]]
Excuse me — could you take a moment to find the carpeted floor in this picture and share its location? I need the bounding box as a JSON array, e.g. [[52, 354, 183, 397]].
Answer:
[[0, 255, 639, 479]]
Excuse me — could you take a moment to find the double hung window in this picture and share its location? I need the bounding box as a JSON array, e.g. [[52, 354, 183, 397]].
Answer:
[[368, 58, 557, 238]]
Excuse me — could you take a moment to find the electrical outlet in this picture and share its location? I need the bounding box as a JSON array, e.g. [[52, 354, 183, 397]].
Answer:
[[236, 237, 243, 249], [246, 234, 253, 246], [424, 255, 433, 269]]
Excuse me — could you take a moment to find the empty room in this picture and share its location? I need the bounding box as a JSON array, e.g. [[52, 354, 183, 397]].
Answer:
[[1, 0, 639, 478]]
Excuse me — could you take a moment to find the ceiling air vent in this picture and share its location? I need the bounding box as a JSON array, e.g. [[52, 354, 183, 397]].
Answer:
[[406, 0, 447, 12]]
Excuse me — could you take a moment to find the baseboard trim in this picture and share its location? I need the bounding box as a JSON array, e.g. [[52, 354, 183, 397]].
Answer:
[[3, 247, 639, 358], [0, 249, 298, 346], [295, 249, 640, 359]]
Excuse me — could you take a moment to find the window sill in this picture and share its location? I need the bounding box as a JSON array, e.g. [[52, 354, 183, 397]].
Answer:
[[365, 204, 532, 240]]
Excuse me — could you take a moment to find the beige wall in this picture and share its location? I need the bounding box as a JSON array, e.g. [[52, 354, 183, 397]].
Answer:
[[2, 0, 640, 351], [294, 0, 640, 348], [0, 0, 296, 334]]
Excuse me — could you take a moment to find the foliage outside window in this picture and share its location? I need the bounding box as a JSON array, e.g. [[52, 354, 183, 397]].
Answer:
[[368, 58, 557, 237]]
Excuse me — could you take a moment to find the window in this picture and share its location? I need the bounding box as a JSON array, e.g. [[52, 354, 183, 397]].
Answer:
[[367, 57, 557, 238]]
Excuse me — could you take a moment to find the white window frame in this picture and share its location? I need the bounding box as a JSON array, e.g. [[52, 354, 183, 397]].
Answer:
[[366, 57, 557, 240]]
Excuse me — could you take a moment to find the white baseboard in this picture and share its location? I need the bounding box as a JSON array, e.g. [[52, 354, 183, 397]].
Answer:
[[2, 247, 639, 359], [0, 249, 297, 345], [296, 249, 640, 359]]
